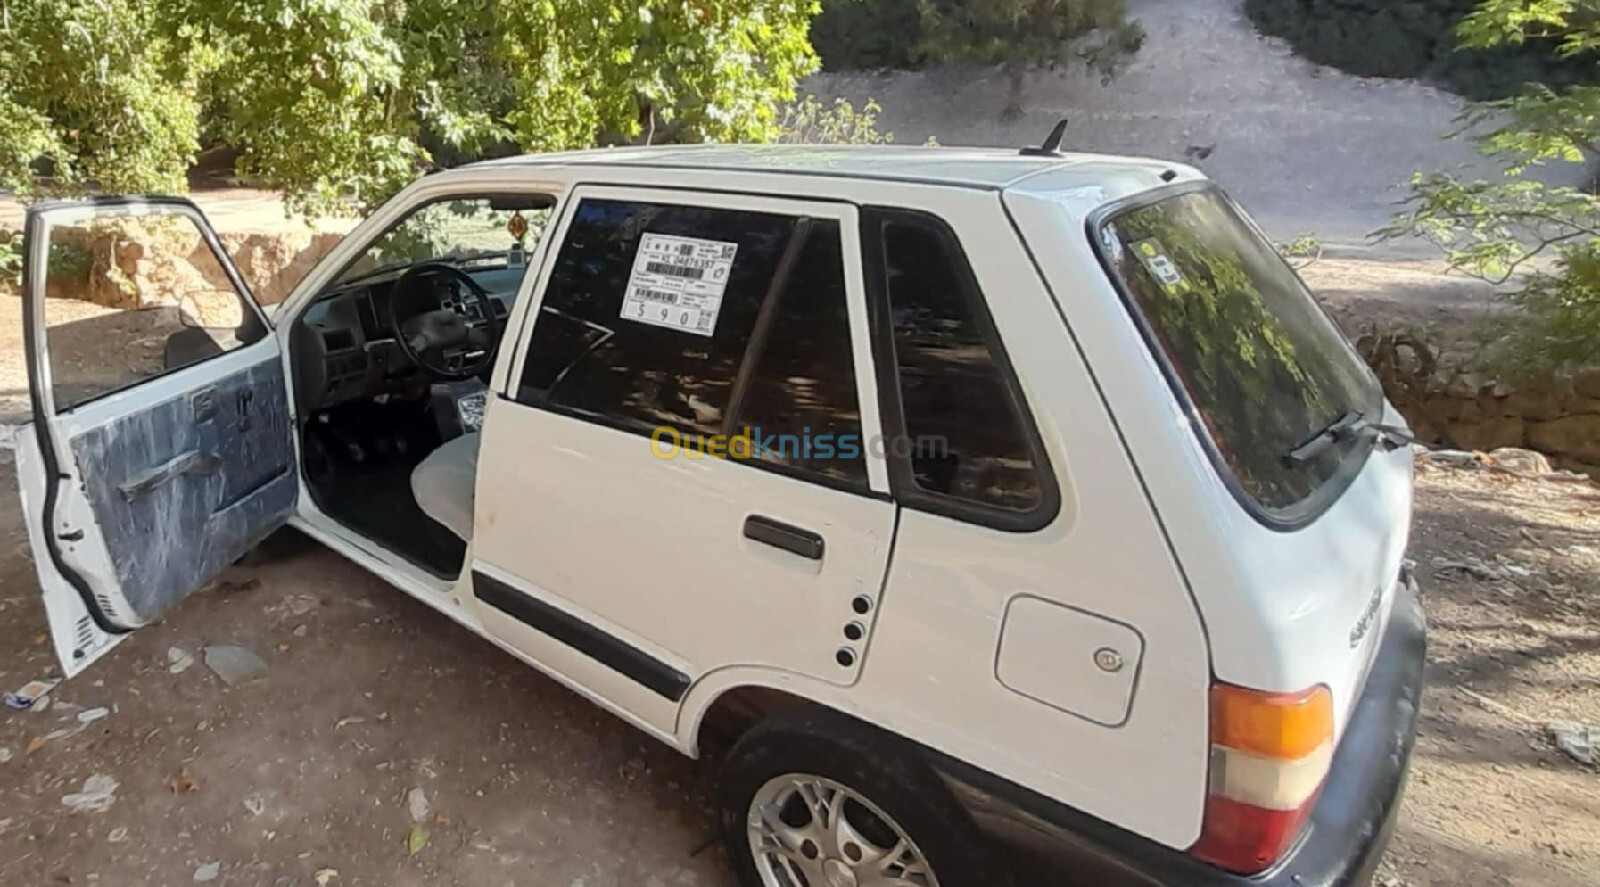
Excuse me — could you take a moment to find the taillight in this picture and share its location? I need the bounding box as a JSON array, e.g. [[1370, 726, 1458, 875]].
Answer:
[[1190, 683, 1335, 875]]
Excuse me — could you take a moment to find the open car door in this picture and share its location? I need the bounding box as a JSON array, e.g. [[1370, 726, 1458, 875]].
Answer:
[[10, 198, 296, 678]]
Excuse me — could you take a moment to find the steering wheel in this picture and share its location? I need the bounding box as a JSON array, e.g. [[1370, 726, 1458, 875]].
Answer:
[[387, 262, 500, 380]]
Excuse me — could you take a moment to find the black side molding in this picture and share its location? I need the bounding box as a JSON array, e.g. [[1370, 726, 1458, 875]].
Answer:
[[473, 571, 690, 702], [743, 515, 825, 560]]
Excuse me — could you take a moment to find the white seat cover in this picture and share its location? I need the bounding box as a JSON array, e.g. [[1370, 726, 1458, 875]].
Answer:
[[411, 432, 481, 540]]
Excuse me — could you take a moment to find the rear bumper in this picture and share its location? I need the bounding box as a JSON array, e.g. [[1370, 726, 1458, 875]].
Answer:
[[932, 569, 1427, 887]]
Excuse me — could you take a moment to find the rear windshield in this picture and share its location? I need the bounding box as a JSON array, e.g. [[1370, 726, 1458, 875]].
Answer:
[[1097, 189, 1382, 514]]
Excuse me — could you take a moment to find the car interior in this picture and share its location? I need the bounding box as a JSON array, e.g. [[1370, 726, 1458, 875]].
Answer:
[[285, 194, 555, 578]]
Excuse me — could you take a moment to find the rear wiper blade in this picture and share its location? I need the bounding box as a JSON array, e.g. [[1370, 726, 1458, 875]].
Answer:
[[1285, 412, 1416, 466]]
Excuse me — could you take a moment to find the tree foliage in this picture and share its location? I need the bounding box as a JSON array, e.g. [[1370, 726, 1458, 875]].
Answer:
[[1380, 0, 1600, 374], [812, 0, 1142, 77], [0, 0, 820, 215], [1244, 0, 1598, 100]]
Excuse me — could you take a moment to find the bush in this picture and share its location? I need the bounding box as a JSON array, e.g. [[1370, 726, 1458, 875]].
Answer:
[[0, 228, 20, 289], [1244, 0, 1598, 100], [1, 1, 821, 217], [1380, 3, 1600, 378], [813, 0, 1139, 75], [777, 96, 894, 144], [811, 0, 923, 70]]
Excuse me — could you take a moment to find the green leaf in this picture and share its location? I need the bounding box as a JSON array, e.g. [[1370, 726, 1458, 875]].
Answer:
[[406, 824, 430, 855]]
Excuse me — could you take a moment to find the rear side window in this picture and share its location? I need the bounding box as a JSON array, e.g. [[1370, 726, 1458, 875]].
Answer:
[[871, 211, 1050, 522], [1098, 189, 1382, 515], [734, 229, 868, 490], [518, 198, 868, 491]]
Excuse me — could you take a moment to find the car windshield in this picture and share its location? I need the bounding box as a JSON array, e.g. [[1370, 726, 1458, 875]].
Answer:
[[333, 197, 552, 287], [1097, 189, 1382, 513]]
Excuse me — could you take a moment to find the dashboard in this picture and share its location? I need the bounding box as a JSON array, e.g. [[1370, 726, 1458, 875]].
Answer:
[[294, 264, 528, 413]]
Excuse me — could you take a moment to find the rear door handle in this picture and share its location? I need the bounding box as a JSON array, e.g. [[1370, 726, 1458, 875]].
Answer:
[[743, 515, 825, 561]]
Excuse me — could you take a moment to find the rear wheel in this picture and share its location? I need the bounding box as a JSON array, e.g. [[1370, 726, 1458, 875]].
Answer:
[[716, 710, 999, 887]]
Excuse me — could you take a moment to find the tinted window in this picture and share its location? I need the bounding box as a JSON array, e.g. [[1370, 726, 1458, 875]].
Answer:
[[737, 226, 867, 490], [520, 200, 796, 435], [520, 199, 867, 489], [1099, 190, 1382, 512], [881, 216, 1045, 513]]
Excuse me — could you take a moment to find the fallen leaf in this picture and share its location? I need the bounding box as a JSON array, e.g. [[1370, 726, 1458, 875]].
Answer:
[[26, 737, 46, 755], [406, 824, 429, 855], [168, 769, 200, 794], [313, 868, 339, 887]]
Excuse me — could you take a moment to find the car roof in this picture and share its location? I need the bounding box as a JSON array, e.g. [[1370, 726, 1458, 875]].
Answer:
[[465, 144, 1199, 196]]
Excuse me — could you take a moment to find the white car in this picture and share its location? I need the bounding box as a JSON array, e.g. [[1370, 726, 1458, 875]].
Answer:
[[7, 141, 1425, 887]]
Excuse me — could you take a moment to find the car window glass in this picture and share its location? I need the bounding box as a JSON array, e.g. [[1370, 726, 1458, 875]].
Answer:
[[38, 210, 252, 412], [1099, 190, 1382, 512], [519, 199, 797, 436], [735, 223, 868, 490], [882, 217, 1044, 512], [333, 197, 554, 289]]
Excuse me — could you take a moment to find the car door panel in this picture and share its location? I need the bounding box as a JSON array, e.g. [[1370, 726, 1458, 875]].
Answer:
[[12, 197, 294, 676], [471, 187, 894, 736], [66, 356, 294, 625], [475, 407, 895, 661]]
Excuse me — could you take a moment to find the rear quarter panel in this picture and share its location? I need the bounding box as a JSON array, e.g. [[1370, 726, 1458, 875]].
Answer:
[[1004, 187, 1415, 734], [840, 182, 1212, 849]]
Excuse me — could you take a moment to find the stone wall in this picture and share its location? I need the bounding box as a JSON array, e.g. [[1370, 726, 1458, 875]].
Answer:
[[38, 223, 345, 309], [1360, 331, 1600, 472]]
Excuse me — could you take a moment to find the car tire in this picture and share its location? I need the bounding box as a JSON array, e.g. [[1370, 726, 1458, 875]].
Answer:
[[716, 708, 1003, 887]]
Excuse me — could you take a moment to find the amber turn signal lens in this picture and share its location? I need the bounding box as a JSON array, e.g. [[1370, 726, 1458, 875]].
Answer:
[[1209, 683, 1334, 760]]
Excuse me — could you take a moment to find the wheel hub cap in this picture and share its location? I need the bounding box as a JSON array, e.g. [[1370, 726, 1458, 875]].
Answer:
[[823, 858, 858, 887], [745, 773, 939, 887]]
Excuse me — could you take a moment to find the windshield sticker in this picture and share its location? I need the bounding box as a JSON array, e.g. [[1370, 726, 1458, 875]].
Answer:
[[621, 233, 739, 337], [1131, 239, 1188, 293]]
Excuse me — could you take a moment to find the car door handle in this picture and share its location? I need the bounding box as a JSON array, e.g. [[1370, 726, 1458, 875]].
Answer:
[[743, 515, 825, 561], [118, 449, 222, 498]]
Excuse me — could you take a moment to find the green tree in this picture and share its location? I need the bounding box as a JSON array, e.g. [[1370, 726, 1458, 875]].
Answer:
[[0, 0, 821, 215], [812, 0, 1141, 77], [1243, 0, 1598, 100], [1380, 0, 1600, 374], [0, 0, 202, 196]]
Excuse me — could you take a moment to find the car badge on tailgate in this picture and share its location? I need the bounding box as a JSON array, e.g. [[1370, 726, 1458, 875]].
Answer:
[[1349, 584, 1385, 649]]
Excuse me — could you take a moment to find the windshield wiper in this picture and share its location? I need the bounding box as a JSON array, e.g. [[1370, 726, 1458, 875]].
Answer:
[[1285, 411, 1416, 466]]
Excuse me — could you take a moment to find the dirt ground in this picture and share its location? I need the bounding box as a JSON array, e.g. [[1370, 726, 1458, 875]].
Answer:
[[1379, 463, 1600, 887], [0, 454, 1595, 887], [1, 241, 1598, 887], [0, 455, 735, 887]]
